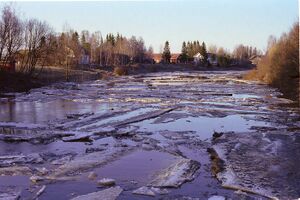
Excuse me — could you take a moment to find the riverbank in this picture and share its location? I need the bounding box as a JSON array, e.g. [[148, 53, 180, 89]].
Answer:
[[0, 67, 101, 94], [0, 71, 42, 94], [244, 69, 300, 106]]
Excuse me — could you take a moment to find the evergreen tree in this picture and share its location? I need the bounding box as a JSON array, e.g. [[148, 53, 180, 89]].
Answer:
[[81, 33, 86, 45], [187, 41, 193, 57], [200, 41, 208, 63], [181, 41, 188, 63], [72, 32, 79, 44], [162, 41, 171, 63], [106, 33, 115, 46], [71, 32, 80, 60], [196, 41, 201, 53]]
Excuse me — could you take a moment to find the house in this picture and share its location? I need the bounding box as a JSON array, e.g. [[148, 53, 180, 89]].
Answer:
[[249, 55, 262, 65], [170, 54, 181, 64], [152, 53, 182, 64], [193, 52, 218, 66], [152, 54, 162, 63], [193, 52, 203, 65]]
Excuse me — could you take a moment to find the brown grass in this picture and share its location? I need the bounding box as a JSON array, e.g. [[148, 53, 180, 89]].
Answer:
[[113, 66, 128, 76], [245, 22, 299, 102]]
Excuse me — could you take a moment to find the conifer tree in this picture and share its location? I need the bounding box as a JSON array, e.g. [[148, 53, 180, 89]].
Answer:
[[162, 41, 171, 63], [181, 41, 188, 63], [200, 41, 208, 63]]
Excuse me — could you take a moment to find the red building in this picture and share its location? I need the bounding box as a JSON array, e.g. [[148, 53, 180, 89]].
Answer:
[[152, 53, 181, 64]]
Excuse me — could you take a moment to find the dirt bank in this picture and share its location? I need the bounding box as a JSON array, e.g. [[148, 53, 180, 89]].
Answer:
[[0, 67, 101, 94]]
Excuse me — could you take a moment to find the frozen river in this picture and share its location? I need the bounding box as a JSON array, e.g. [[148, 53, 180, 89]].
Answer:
[[0, 71, 299, 200]]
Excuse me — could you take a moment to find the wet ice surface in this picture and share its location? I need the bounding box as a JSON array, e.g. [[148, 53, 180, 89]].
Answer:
[[0, 71, 299, 200], [212, 131, 300, 199]]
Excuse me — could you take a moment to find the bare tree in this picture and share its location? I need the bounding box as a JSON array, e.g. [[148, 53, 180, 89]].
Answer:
[[217, 47, 225, 56], [0, 5, 23, 65], [19, 19, 53, 75], [90, 31, 101, 64], [146, 46, 154, 60], [208, 44, 217, 54]]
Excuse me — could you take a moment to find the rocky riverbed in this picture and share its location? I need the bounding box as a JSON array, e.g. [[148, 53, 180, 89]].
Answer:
[[0, 71, 299, 200]]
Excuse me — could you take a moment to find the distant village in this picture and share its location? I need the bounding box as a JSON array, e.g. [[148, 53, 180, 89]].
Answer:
[[62, 39, 262, 68]]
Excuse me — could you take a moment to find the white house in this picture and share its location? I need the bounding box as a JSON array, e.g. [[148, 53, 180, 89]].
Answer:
[[249, 55, 262, 65], [193, 52, 218, 66], [193, 52, 203, 65]]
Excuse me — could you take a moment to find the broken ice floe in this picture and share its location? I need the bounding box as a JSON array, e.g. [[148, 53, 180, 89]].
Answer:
[[149, 158, 200, 188], [0, 153, 43, 167], [51, 146, 133, 177], [0, 71, 299, 199], [71, 186, 123, 200], [211, 131, 300, 199]]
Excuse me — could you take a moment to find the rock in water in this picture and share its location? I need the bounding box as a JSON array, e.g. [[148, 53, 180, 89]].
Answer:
[[149, 158, 200, 188], [132, 186, 155, 197], [71, 186, 123, 200], [97, 178, 116, 186]]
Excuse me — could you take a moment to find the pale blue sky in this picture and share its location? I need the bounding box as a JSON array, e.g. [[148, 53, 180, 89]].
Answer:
[[3, 0, 299, 53]]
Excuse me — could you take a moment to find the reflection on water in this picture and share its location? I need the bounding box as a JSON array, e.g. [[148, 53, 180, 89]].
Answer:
[[135, 114, 271, 140], [27, 150, 178, 200], [0, 100, 110, 124], [94, 150, 177, 185], [0, 136, 116, 156]]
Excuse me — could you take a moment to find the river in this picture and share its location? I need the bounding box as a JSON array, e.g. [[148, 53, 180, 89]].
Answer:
[[0, 70, 299, 200]]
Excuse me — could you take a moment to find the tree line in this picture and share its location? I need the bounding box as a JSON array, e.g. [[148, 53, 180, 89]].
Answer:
[[0, 4, 264, 76], [53, 31, 153, 66], [161, 40, 261, 66], [161, 40, 208, 64], [0, 5, 152, 76]]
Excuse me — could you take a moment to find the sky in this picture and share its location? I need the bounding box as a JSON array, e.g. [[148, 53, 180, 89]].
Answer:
[[2, 0, 299, 53]]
